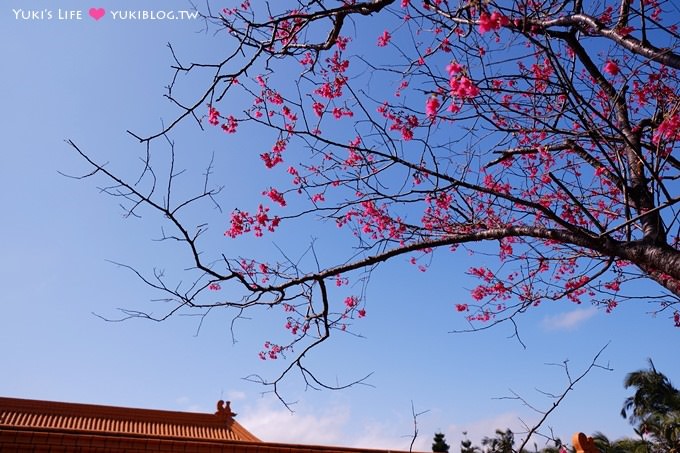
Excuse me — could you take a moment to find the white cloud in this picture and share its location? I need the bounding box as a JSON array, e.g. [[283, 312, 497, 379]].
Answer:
[[238, 400, 424, 451], [235, 400, 548, 453], [174, 396, 205, 413], [173, 396, 537, 452], [349, 419, 430, 451], [238, 400, 350, 446], [227, 390, 247, 401], [542, 307, 598, 331], [447, 412, 526, 449], [175, 396, 190, 405]]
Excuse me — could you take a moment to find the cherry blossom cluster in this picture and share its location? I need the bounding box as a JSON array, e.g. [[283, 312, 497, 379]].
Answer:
[[478, 11, 508, 34], [377, 103, 419, 141], [207, 105, 238, 134], [195, 0, 680, 347], [224, 206, 281, 238], [259, 341, 287, 360]]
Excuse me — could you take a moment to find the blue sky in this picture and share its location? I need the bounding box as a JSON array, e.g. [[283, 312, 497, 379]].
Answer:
[[1, 1, 679, 451]]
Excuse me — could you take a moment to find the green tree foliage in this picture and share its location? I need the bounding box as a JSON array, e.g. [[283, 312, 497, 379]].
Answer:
[[433, 432, 451, 453], [591, 431, 648, 453], [621, 359, 680, 452], [459, 428, 563, 452], [460, 432, 481, 453], [458, 362, 680, 452], [481, 429, 516, 453]]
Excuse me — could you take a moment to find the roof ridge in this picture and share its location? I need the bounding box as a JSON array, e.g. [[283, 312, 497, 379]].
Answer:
[[0, 397, 260, 442]]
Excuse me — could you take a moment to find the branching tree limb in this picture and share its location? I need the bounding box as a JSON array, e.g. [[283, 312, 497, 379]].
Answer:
[[68, 0, 680, 396]]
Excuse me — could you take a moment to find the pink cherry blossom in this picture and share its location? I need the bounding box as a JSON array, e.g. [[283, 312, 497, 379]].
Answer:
[[478, 11, 508, 34], [604, 60, 619, 76], [221, 115, 238, 133], [426, 95, 440, 119], [377, 30, 391, 47], [446, 62, 462, 76], [208, 106, 220, 126], [264, 188, 286, 206], [449, 76, 480, 99]]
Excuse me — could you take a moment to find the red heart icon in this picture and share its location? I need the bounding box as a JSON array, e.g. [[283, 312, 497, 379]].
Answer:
[[89, 7, 105, 21]]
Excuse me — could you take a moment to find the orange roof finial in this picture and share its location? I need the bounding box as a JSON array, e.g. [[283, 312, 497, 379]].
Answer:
[[215, 400, 236, 419], [572, 432, 600, 453]]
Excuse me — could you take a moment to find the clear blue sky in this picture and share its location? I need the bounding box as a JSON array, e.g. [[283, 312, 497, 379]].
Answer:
[[1, 1, 678, 451]]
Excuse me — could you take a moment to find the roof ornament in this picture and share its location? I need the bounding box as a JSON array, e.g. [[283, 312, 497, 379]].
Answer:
[[215, 400, 236, 419], [572, 432, 600, 453]]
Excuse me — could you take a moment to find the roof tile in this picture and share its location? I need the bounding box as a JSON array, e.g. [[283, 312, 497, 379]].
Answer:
[[0, 397, 260, 443]]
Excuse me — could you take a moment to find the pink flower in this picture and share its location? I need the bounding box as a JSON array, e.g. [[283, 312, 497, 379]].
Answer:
[[282, 106, 297, 121], [455, 304, 468, 312], [300, 52, 314, 66], [605, 300, 618, 313], [449, 76, 480, 99], [312, 102, 325, 117], [654, 114, 680, 143], [599, 6, 614, 24], [377, 30, 391, 47], [425, 95, 440, 119], [221, 115, 238, 133], [604, 280, 620, 291], [344, 296, 359, 308], [446, 62, 462, 76], [618, 26, 634, 36], [604, 60, 619, 76], [478, 11, 508, 34], [208, 106, 220, 126], [260, 151, 283, 168], [357, 309, 366, 318], [315, 82, 341, 99], [268, 91, 284, 104], [264, 188, 286, 206], [335, 36, 350, 50], [332, 107, 353, 119]]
